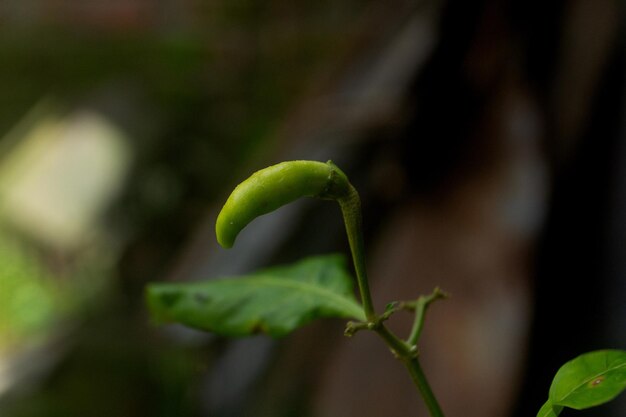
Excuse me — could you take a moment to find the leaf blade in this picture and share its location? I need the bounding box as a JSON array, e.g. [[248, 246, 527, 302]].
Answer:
[[536, 400, 562, 417], [146, 254, 365, 337], [549, 349, 626, 410]]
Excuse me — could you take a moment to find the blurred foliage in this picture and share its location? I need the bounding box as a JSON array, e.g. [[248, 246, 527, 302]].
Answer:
[[0, 1, 381, 416], [1, 315, 206, 417], [0, 232, 63, 351], [0, 229, 116, 353], [0, 1, 373, 161]]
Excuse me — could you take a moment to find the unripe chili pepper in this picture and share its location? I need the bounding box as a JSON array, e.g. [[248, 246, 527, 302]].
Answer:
[[215, 160, 351, 248]]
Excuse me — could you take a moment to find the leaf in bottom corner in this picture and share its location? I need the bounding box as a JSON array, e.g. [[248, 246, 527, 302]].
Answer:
[[549, 349, 626, 410], [536, 400, 562, 417], [146, 254, 365, 337]]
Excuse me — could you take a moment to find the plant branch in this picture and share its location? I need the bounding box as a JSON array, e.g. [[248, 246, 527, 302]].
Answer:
[[338, 185, 376, 321], [403, 357, 445, 417], [372, 324, 443, 417], [407, 287, 448, 346], [338, 184, 445, 417]]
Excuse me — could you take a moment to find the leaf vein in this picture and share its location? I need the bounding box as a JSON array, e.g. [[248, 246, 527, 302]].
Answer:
[[555, 362, 626, 403], [245, 276, 365, 320]]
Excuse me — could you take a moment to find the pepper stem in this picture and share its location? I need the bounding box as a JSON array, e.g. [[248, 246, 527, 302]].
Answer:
[[337, 182, 445, 417]]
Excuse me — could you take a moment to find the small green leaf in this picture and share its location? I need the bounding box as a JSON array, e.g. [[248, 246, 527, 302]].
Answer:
[[536, 400, 563, 417], [384, 302, 398, 314], [146, 254, 365, 337], [549, 349, 626, 410]]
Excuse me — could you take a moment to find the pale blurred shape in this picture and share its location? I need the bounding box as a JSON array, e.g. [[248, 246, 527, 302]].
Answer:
[[0, 107, 132, 250]]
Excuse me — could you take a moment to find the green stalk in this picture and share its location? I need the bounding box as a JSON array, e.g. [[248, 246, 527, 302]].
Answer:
[[338, 184, 445, 417], [338, 185, 376, 321], [404, 358, 445, 417], [407, 288, 447, 346], [375, 325, 444, 417]]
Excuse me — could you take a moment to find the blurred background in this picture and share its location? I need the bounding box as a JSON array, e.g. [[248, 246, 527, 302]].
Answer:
[[0, 1, 624, 416]]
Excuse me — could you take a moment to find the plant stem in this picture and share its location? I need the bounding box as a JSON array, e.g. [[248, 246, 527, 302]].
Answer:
[[338, 185, 376, 321], [338, 184, 445, 417], [374, 325, 444, 417], [407, 288, 448, 346], [403, 357, 445, 417]]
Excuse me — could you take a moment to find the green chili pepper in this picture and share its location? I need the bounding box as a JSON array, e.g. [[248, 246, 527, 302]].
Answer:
[[215, 160, 351, 248]]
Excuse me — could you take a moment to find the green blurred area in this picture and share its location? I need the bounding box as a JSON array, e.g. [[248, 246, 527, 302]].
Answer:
[[0, 233, 63, 350], [0, 2, 375, 415]]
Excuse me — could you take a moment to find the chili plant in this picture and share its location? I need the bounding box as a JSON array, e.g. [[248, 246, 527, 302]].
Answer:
[[147, 160, 626, 416]]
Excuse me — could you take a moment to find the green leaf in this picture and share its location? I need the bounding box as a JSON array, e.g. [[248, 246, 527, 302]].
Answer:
[[536, 400, 563, 417], [146, 254, 365, 337], [549, 350, 626, 410]]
